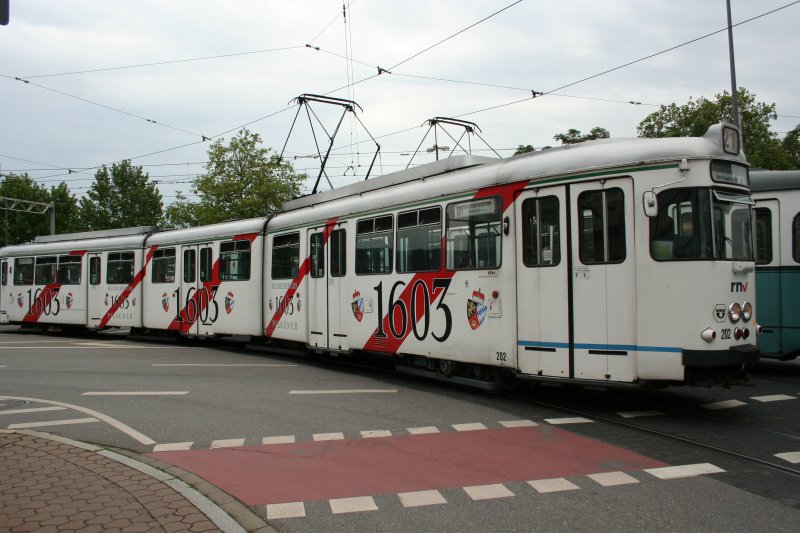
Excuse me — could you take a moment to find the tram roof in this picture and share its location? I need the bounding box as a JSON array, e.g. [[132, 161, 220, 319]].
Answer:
[[749, 170, 800, 192], [145, 217, 268, 246], [0, 232, 153, 257]]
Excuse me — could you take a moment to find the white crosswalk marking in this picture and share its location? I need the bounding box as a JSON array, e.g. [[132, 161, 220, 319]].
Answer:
[[262, 436, 296, 445], [527, 478, 580, 493], [645, 463, 725, 479], [452, 423, 487, 431], [499, 419, 538, 427], [153, 442, 193, 452], [313, 432, 345, 441], [329, 496, 378, 514], [398, 490, 447, 508], [210, 438, 245, 449], [463, 484, 514, 500], [702, 399, 746, 410], [750, 394, 796, 403], [544, 417, 593, 425], [588, 471, 639, 486], [266, 502, 306, 519]]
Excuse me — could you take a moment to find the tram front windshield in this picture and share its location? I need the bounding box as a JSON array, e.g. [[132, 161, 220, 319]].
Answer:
[[650, 188, 754, 261]]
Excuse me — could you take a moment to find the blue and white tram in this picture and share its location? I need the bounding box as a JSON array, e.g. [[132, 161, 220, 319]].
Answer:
[[750, 170, 800, 360], [264, 123, 759, 387]]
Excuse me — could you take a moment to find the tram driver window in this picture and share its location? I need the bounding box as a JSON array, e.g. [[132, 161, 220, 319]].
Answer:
[[754, 208, 773, 265], [521, 196, 560, 267], [397, 207, 441, 273], [151, 248, 176, 283], [272, 233, 300, 279], [446, 197, 501, 270], [578, 189, 625, 264]]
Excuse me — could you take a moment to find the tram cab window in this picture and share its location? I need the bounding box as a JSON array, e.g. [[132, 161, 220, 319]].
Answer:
[[521, 196, 560, 267], [107, 252, 134, 284], [151, 248, 176, 283], [1, 260, 7, 286], [89, 257, 101, 285], [356, 216, 393, 274], [650, 188, 753, 261], [578, 189, 625, 264], [14, 258, 34, 286], [754, 208, 773, 265], [34, 256, 58, 285], [793, 214, 800, 263], [272, 233, 300, 279], [310, 233, 324, 278], [446, 197, 502, 270], [397, 207, 441, 273], [58, 256, 82, 285], [220, 241, 251, 281]]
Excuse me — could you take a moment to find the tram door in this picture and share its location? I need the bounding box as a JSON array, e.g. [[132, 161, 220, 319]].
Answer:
[[86, 252, 103, 327], [570, 178, 637, 382], [179, 244, 213, 335], [307, 224, 349, 351], [515, 186, 570, 378]]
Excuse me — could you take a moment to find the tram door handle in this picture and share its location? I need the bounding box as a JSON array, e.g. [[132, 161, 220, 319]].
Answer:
[[503, 216, 510, 235]]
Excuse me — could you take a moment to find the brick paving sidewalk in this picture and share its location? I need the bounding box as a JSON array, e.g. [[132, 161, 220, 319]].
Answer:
[[0, 431, 270, 533]]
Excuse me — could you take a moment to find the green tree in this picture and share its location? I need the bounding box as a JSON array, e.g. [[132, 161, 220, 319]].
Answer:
[[514, 144, 535, 155], [0, 174, 81, 246], [554, 127, 609, 145], [165, 129, 305, 228], [637, 88, 791, 169], [79, 160, 163, 230], [782, 124, 800, 169]]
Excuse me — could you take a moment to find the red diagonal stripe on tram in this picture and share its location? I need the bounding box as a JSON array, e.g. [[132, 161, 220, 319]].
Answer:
[[98, 245, 157, 328], [22, 283, 61, 323]]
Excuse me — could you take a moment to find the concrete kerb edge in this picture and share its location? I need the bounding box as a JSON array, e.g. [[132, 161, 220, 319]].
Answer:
[[3, 429, 275, 533]]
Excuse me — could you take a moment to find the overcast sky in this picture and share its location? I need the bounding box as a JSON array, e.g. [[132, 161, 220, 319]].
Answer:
[[1, 0, 798, 202]]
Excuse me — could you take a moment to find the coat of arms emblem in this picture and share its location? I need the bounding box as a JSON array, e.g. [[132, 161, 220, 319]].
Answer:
[[467, 289, 487, 330], [161, 292, 170, 313], [225, 291, 235, 314], [351, 290, 364, 322]]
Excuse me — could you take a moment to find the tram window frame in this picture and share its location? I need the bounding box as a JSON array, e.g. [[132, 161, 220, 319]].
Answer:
[[310, 232, 324, 278], [58, 255, 82, 285], [34, 256, 58, 285], [521, 196, 561, 267], [107, 252, 135, 285], [578, 188, 626, 265], [794, 213, 800, 263], [1, 260, 7, 286], [330, 229, 346, 277], [396, 206, 442, 273], [14, 258, 34, 286], [356, 215, 393, 275], [199, 248, 212, 283], [754, 208, 773, 265], [446, 197, 502, 270], [151, 248, 176, 284], [183, 249, 196, 283], [219, 240, 251, 281], [272, 232, 300, 280], [89, 257, 101, 285]]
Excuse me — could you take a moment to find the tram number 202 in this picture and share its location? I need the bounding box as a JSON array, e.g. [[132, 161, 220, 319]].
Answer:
[[372, 279, 453, 342]]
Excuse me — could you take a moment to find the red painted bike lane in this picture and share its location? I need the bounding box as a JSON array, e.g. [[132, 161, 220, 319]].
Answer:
[[149, 426, 667, 505]]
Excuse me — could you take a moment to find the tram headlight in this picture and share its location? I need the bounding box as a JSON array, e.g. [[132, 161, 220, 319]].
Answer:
[[741, 301, 752, 322], [729, 302, 742, 323]]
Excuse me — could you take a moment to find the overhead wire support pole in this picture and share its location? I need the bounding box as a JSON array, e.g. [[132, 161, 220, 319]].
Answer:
[[0, 196, 56, 238], [726, 0, 741, 139]]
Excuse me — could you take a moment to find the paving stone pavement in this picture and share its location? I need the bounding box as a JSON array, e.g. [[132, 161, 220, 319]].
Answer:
[[0, 430, 274, 533]]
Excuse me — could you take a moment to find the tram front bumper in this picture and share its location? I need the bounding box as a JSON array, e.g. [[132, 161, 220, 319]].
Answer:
[[682, 344, 759, 367]]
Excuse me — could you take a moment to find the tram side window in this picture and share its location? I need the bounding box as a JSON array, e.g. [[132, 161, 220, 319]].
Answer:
[[220, 241, 251, 281], [14, 258, 34, 286], [446, 197, 501, 270], [356, 216, 393, 274], [521, 196, 560, 267], [397, 207, 441, 273], [151, 248, 176, 283], [183, 249, 196, 283], [794, 213, 800, 263], [107, 252, 134, 284], [310, 233, 324, 278], [58, 256, 82, 285], [1, 260, 7, 286], [754, 208, 773, 265], [272, 233, 300, 279], [89, 257, 101, 285], [34, 256, 58, 285], [578, 189, 625, 264]]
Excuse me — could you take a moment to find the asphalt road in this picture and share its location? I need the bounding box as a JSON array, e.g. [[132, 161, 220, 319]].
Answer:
[[1, 326, 799, 532]]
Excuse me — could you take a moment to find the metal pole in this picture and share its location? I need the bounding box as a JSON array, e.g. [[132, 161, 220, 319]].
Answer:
[[49, 202, 55, 235], [726, 0, 741, 136]]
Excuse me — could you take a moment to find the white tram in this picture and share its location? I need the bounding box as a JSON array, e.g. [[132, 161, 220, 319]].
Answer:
[[0, 124, 759, 387]]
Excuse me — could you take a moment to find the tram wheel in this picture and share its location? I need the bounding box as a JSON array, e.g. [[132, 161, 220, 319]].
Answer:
[[438, 359, 456, 377]]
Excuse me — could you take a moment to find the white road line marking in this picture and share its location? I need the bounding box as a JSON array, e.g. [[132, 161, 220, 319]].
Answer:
[[407, 426, 440, 435], [463, 484, 514, 500], [750, 394, 797, 403], [774, 452, 800, 464], [617, 410, 665, 418], [153, 363, 298, 367], [82, 391, 189, 396], [527, 478, 580, 493], [360, 430, 392, 438], [544, 417, 593, 425], [453, 423, 487, 431], [499, 419, 539, 428], [0, 346, 154, 350], [153, 442, 194, 452], [0, 406, 67, 416], [329, 496, 378, 514], [0, 395, 155, 445], [8, 418, 99, 429], [266, 502, 306, 519], [313, 432, 345, 441], [210, 438, 245, 449], [262, 435, 296, 445], [588, 471, 639, 486], [645, 463, 725, 479], [289, 389, 397, 395], [0, 365, 6, 368], [0, 340, 69, 343], [398, 490, 447, 508], [702, 399, 746, 410]]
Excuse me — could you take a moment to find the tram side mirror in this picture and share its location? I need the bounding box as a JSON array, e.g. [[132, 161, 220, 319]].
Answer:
[[643, 191, 658, 218]]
